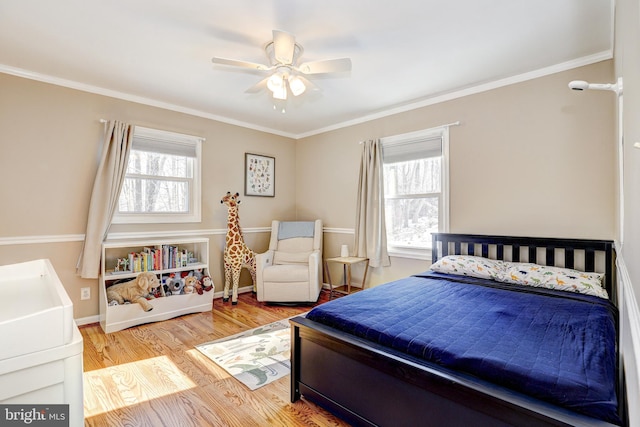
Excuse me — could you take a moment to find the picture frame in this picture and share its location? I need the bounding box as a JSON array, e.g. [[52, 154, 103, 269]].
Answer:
[[244, 153, 275, 197]]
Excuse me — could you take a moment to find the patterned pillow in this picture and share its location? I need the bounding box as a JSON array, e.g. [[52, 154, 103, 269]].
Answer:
[[497, 262, 608, 299], [430, 255, 503, 280]]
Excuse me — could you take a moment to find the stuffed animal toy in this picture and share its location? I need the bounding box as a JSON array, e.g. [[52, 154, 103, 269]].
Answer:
[[106, 272, 158, 312], [193, 268, 204, 281], [194, 280, 204, 295], [201, 275, 213, 292], [163, 284, 172, 296], [168, 276, 184, 295], [221, 191, 256, 304], [162, 273, 179, 296], [182, 276, 198, 294], [148, 279, 164, 299]]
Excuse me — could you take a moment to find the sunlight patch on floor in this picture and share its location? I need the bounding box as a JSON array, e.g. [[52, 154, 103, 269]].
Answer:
[[83, 355, 196, 417]]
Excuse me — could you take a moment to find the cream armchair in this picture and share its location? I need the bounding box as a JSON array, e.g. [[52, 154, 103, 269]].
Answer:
[[256, 220, 323, 303]]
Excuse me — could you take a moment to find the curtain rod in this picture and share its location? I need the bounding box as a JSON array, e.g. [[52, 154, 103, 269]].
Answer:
[[360, 121, 461, 144], [98, 119, 206, 142], [435, 120, 460, 128]]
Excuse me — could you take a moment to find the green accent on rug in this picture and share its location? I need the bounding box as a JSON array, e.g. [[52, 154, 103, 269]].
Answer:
[[195, 318, 295, 390]]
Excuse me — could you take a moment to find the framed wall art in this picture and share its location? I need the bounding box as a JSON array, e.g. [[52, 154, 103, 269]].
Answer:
[[245, 153, 275, 197]]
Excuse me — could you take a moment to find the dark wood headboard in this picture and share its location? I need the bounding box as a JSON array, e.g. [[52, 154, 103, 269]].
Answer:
[[431, 233, 617, 305]]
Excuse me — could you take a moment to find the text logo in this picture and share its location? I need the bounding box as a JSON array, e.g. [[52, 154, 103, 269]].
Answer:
[[1, 405, 69, 426]]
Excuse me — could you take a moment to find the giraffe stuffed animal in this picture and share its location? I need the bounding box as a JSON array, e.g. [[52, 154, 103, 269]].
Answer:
[[220, 192, 256, 304]]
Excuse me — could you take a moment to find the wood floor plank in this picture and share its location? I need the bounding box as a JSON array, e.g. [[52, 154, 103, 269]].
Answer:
[[81, 290, 350, 426]]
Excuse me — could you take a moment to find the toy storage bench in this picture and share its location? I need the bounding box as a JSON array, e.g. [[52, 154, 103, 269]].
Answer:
[[100, 237, 213, 333]]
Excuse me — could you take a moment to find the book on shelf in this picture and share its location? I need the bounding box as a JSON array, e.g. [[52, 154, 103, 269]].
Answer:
[[112, 245, 199, 274]]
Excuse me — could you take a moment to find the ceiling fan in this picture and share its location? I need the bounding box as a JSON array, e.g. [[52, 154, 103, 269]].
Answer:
[[212, 30, 352, 101]]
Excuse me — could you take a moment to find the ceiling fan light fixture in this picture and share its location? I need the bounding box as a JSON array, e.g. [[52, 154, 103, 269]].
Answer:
[[212, 30, 352, 105], [288, 76, 306, 96], [267, 73, 287, 99], [272, 87, 287, 100], [267, 73, 283, 91]]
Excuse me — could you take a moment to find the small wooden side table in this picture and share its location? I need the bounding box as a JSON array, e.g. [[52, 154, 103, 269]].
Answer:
[[324, 256, 369, 299]]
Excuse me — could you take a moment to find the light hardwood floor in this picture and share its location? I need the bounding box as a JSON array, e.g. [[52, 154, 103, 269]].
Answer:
[[81, 290, 350, 427]]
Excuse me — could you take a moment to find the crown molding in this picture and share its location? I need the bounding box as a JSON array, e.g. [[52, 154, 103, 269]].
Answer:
[[297, 50, 613, 139], [0, 51, 612, 141], [0, 64, 297, 139]]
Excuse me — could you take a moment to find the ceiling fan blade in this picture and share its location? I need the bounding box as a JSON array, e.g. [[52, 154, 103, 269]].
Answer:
[[297, 75, 321, 92], [245, 77, 269, 94], [273, 30, 296, 64], [212, 57, 271, 71], [298, 58, 352, 74]]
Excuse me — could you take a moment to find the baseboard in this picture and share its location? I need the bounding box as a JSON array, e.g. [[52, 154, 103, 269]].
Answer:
[[75, 315, 100, 326], [212, 285, 255, 299]]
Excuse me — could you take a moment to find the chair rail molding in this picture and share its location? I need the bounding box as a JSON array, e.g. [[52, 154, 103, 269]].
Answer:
[[0, 234, 86, 246], [0, 226, 354, 246]]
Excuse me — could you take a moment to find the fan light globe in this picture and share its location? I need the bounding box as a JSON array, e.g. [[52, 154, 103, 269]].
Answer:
[[289, 76, 306, 96], [267, 74, 287, 100], [267, 74, 283, 91], [273, 88, 287, 100]]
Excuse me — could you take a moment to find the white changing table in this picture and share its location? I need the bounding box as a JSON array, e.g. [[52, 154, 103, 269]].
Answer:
[[0, 259, 84, 427]]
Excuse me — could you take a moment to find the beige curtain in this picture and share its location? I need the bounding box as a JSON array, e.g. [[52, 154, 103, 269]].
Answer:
[[354, 139, 391, 267], [77, 120, 133, 278]]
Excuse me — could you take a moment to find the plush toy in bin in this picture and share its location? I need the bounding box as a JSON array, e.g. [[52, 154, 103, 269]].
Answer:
[[106, 272, 159, 312], [183, 276, 198, 294], [167, 276, 184, 295], [201, 276, 213, 293], [193, 276, 213, 295], [147, 279, 164, 299]]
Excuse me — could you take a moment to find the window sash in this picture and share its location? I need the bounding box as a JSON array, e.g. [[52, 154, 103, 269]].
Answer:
[[382, 135, 442, 163], [133, 126, 199, 157], [119, 176, 192, 213], [132, 138, 197, 158], [381, 126, 449, 257], [113, 126, 202, 224], [385, 192, 440, 200]]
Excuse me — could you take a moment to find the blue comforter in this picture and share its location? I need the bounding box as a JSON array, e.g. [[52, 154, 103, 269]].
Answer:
[[306, 272, 620, 424]]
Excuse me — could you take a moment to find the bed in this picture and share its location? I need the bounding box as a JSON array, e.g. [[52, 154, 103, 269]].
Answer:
[[290, 233, 627, 427]]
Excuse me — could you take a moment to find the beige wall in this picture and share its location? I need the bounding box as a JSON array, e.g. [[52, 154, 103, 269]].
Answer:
[[298, 61, 616, 287], [0, 60, 616, 319], [614, 0, 640, 423], [0, 73, 296, 319], [617, 0, 640, 303]]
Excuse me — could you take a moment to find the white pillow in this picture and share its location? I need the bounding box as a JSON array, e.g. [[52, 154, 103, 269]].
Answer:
[[497, 262, 608, 299], [429, 255, 503, 280]]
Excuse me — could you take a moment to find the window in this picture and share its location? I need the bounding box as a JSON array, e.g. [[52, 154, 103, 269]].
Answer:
[[382, 126, 449, 258], [113, 126, 202, 224]]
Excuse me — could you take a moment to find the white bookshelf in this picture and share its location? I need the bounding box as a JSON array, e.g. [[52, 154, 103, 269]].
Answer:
[[99, 237, 212, 333]]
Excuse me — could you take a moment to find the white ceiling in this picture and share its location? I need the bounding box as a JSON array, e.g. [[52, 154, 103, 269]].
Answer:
[[0, 1, 613, 138]]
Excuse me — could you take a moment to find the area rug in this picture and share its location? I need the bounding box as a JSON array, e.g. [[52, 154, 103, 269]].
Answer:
[[196, 317, 300, 390]]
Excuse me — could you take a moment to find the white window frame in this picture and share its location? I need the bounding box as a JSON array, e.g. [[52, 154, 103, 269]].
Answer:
[[381, 126, 450, 260], [112, 126, 203, 224]]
